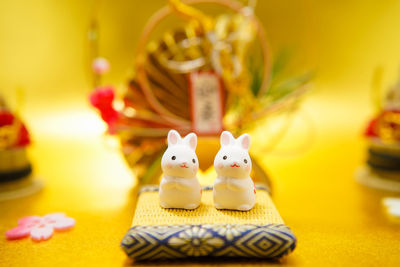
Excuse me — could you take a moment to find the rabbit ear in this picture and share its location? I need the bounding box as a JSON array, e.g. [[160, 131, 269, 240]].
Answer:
[[184, 133, 197, 150], [237, 133, 251, 150], [167, 130, 181, 146], [220, 131, 234, 146]]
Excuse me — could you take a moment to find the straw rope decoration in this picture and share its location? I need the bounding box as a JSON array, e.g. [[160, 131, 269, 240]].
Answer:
[[88, 0, 312, 184]]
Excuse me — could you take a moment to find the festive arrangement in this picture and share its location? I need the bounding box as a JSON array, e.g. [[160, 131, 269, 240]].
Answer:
[[121, 131, 296, 261], [159, 130, 201, 209], [89, 0, 311, 184], [87, 1, 301, 260], [357, 72, 400, 191], [5, 213, 75, 242]]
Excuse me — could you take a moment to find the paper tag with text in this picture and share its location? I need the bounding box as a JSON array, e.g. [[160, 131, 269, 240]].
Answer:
[[189, 71, 224, 135]]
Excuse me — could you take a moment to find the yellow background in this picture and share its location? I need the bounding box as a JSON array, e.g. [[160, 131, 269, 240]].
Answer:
[[1, 0, 400, 266]]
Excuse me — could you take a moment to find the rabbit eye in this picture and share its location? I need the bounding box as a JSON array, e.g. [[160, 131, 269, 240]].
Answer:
[[192, 159, 196, 163], [244, 159, 248, 164], [223, 156, 227, 160], [171, 156, 176, 160]]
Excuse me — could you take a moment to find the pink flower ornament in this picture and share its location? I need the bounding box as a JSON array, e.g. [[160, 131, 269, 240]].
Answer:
[[92, 57, 110, 74], [6, 213, 75, 241]]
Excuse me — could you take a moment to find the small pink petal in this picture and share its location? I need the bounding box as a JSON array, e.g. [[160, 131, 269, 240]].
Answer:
[[30, 226, 54, 241], [18, 216, 42, 226], [53, 217, 75, 231], [5, 225, 31, 240]]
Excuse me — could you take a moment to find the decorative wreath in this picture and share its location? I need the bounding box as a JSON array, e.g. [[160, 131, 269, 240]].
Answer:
[[89, 0, 312, 184]]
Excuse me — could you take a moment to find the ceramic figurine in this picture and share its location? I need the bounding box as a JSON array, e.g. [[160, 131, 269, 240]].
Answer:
[[213, 131, 256, 211], [159, 130, 201, 209]]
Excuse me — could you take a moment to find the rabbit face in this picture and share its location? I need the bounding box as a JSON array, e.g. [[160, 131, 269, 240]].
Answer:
[[161, 130, 199, 178], [214, 131, 252, 178]]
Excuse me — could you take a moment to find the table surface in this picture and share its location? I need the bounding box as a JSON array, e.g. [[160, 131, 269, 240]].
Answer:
[[1, 87, 400, 267]]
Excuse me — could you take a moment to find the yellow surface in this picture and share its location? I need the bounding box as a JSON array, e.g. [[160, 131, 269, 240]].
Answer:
[[1, 96, 400, 267], [132, 188, 283, 226], [1, 0, 400, 266]]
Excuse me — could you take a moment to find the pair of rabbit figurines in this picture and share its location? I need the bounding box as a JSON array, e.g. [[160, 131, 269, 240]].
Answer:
[[159, 130, 256, 211]]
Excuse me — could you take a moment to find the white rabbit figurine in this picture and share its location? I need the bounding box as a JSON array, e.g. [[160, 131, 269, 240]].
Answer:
[[159, 130, 201, 209], [213, 131, 256, 211]]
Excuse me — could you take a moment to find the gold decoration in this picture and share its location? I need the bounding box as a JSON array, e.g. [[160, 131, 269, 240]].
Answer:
[[89, 0, 312, 183]]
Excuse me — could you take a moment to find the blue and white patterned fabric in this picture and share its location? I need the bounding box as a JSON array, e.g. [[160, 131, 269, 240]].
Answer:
[[121, 223, 296, 260]]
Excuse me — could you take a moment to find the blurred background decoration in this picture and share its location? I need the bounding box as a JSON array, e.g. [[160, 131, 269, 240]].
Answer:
[[0, 96, 43, 201], [1, 0, 400, 194], [357, 70, 400, 192], [0, 0, 399, 138], [88, 0, 312, 184], [1, 0, 400, 152]]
